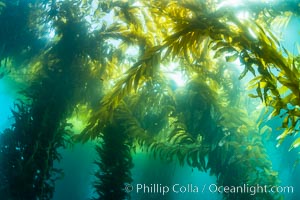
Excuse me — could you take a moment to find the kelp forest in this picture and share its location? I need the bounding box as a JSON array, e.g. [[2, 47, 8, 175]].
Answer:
[[0, 0, 300, 199]]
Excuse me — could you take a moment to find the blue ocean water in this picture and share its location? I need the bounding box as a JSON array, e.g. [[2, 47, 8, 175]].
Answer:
[[130, 152, 222, 200], [53, 143, 97, 200], [0, 4, 300, 200], [0, 78, 16, 132]]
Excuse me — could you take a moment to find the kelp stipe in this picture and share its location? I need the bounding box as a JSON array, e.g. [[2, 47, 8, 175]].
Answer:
[[0, 101, 67, 199], [0, 0, 105, 199], [93, 123, 133, 200]]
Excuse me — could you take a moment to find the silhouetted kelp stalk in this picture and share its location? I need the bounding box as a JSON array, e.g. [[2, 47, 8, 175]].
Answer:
[[93, 123, 133, 200], [0, 102, 69, 199], [0, 0, 105, 199]]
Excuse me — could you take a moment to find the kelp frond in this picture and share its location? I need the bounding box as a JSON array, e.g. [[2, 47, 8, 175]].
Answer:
[[76, 0, 300, 151]]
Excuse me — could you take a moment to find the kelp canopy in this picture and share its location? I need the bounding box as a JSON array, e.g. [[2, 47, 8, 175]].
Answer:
[[79, 0, 300, 155], [0, 0, 300, 199], [77, 1, 299, 199]]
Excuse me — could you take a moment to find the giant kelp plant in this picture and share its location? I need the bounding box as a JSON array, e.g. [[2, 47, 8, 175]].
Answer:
[[0, 0, 300, 200], [80, 0, 300, 199], [0, 0, 104, 199]]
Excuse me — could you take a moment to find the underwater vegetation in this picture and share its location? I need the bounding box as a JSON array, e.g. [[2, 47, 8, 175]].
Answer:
[[93, 123, 133, 200], [0, 0, 48, 67], [0, 0, 300, 199], [1, 0, 103, 198]]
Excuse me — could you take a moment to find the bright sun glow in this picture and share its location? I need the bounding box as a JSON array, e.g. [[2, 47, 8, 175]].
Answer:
[[237, 11, 250, 20], [161, 62, 187, 88], [168, 71, 187, 87], [217, 0, 277, 10], [48, 29, 56, 39], [217, 0, 244, 9]]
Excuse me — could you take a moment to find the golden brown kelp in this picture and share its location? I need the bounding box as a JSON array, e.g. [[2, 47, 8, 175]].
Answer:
[[85, 0, 299, 152], [76, 0, 300, 199], [169, 77, 280, 199], [0, 0, 287, 199], [108, 74, 281, 199]]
